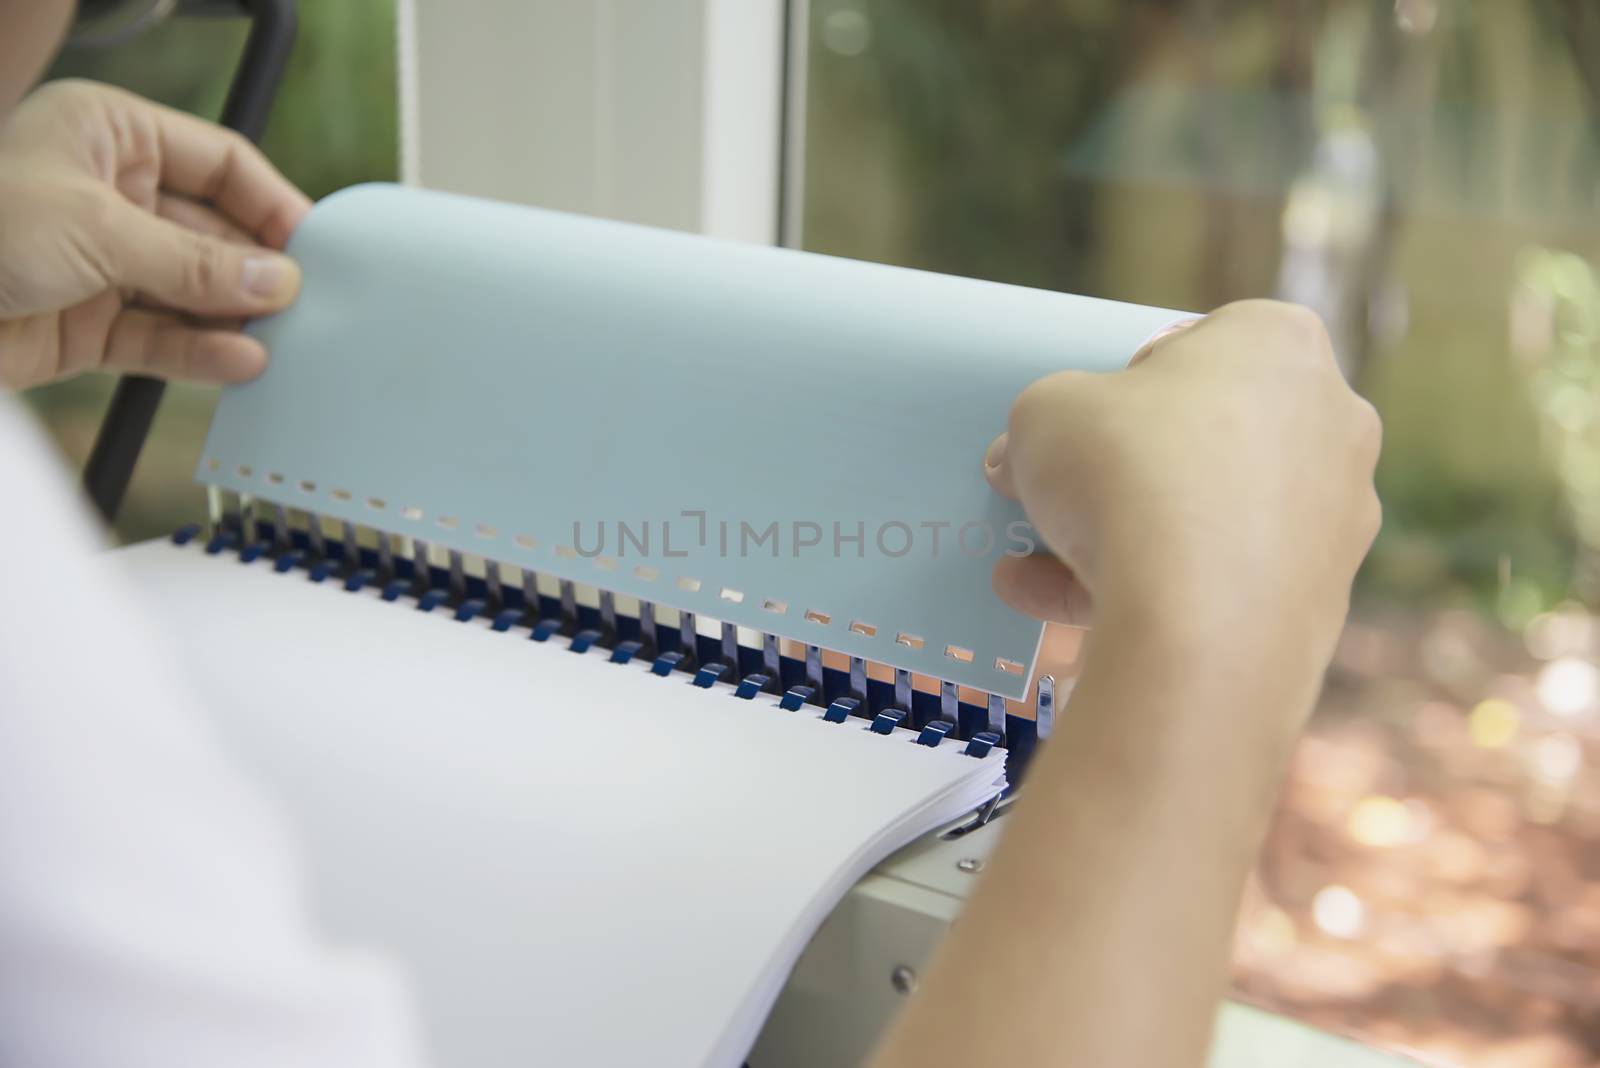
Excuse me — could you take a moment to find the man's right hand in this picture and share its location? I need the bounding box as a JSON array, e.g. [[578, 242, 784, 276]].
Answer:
[[871, 300, 1381, 1068], [985, 299, 1381, 704]]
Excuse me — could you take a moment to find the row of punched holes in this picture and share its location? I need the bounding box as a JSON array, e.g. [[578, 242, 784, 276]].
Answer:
[[209, 459, 1028, 678]]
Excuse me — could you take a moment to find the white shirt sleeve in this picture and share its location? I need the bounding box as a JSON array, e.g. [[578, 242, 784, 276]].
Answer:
[[0, 393, 425, 1068]]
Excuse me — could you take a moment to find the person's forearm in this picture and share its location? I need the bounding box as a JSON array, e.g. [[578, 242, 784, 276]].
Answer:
[[868, 589, 1329, 1068]]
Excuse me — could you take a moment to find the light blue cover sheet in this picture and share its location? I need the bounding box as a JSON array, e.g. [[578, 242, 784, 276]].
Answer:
[[199, 183, 1186, 697]]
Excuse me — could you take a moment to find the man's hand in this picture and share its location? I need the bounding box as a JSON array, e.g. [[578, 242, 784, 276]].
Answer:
[[870, 300, 1381, 1068], [0, 80, 311, 390], [986, 299, 1381, 683]]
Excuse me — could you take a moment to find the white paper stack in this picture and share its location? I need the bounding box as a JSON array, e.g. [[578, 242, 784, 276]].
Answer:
[[112, 540, 1007, 1068]]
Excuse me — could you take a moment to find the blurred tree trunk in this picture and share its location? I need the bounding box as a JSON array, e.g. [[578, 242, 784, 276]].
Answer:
[[1557, 0, 1600, 135]]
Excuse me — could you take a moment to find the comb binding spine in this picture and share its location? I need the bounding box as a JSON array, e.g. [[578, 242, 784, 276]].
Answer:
[[182, 500, 1050, 781]]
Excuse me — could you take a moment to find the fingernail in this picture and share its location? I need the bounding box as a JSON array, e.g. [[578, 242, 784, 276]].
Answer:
[[984, 433, 1008, 472], [240, 255, 298, 302], [1127, 317, 1202, 366]]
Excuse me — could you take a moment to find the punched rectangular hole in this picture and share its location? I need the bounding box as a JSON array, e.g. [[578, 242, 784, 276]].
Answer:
[[436, 515, 459, 530], [995, 657, 1025, 676], [849, 621, 877, 638], [237, 464, 253, 478], [332, 489, 352, 502], [555, 545, 577, 559], [719, 586, 745, 604], [804, 609, 832, 626], [761, 598, 788, 614], [299, 480, 316, 494], [634, 564, 659, 581], [400, 505, 423, 521], [895, 632, 925, 650], [677, 576, 702, 592], [475, 523, 497, 540], [944, 644, 975, 663], [595, 556, 618, 572], [267, 472, 285, 485], [367, 497, 386, 511], [514, 533, 537, 549]]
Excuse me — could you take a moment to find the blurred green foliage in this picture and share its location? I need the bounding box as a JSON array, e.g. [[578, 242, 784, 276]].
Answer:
[[49, 0, 398, 199], [803, 0, 1600, 622]]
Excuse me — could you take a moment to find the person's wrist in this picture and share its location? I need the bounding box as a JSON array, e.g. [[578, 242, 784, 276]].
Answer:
[[1091, 529, 1348, 697]]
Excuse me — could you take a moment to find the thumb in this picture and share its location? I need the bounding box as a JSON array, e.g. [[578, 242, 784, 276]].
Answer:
[[96, 195, 302, 317]]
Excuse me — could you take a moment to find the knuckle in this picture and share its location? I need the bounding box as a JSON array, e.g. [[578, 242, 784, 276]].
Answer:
[[68, 181, 121, 237], [1270, 301, 1332, 351], [1230, 298, 1330, 346], [182, 236, 227, 298], [1349, 395, 1384, 462], [30, 79, 88, 107], [225, 129, 255, 161], [38, 78, 94, 98], [31, 79, 113, 122], [1208, 297, 1278, 320], [1356, 394, 1383, 438], [201, 129, 253, 197], [1006, 377, 1051, 434], [1009, 370, 1089, 432], [211, 127, 250, 166], [1361, 493, 1384, 544], [1204, 299, 1336, 363]]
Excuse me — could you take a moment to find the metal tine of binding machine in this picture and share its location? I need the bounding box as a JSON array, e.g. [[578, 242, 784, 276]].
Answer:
[[304, 503, 328, 562], [411, 534, 432, 593], [678, 608, 698, 667], [483, 558, 504, 608], [558, 576, 578, 636], [447, 548, 467, 602], [987, 691, 1006, 736], [375, 525, 395, 577], [524, 565, 573, 643], [239, 492, 259, 546], [939, 678, 959, 726], [566, 581, 609, 656], [757, 632, 781, 694], [519, 566, 540, 622], [204, 483, 227, 536], [1035, 674, 1055, 740], [341, 518, 362, 578], [637, 601, 659, 658], [718, 621, 740, 682], [272, 500, 292, 551], [804, 644, 825, 705]]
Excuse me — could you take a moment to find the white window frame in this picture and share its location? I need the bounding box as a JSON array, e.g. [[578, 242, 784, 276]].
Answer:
[[396, 0, 808, 247]]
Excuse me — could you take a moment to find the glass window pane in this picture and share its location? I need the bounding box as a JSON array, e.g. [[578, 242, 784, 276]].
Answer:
[[803, 3, 1600, 1065]]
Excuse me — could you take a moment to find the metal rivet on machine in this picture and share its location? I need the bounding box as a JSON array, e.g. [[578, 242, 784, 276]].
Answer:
[[956, 857, 984, 874], [890, 965, 918, 995]]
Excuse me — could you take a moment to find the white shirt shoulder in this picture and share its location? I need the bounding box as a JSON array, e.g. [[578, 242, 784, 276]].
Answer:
[[0, 394, 424, 1068]]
